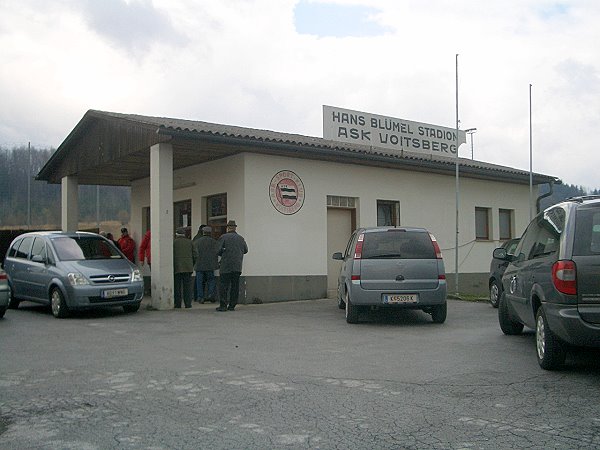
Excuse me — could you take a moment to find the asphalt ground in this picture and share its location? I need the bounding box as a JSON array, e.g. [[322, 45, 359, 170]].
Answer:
[[1, 298, 599, 449]]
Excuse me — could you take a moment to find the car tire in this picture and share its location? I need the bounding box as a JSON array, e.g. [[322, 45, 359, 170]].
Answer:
[[431, 302, 447, 323], [345, 291, 359, 324], [498, 292, 523, 335], [51, 287, 70, 319], [536, 307, 566, 370], [489, 279, 501, 308], [123, 302, 141, 313], [0, 306, 5, 318]]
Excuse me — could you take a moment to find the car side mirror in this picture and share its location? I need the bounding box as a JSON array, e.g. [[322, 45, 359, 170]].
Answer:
[[31, 255, 46, 264], [332, 252, 344, 260], [492, 248, 507, 260]]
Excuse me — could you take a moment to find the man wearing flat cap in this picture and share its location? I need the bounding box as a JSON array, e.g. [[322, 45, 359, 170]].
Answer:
[[216, 220, 248, 311], [173, 227, 194, 308], [193, 226, 219, 303]]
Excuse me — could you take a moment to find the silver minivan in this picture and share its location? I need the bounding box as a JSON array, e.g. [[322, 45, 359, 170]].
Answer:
[[4, 231, 144, 318], [332, 227, 447, 324]]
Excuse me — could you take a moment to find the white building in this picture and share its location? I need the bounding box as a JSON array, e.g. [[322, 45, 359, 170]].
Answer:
[[37, 109, 559, 310]]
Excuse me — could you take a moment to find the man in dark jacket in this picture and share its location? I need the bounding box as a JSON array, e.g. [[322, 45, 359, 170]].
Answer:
[[216, 220, 248, 311], [173, 227, 194, 308], [193, 226, 219, 303]]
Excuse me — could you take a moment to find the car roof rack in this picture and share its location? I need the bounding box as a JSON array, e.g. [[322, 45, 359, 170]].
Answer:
[[566, 195, 600, 203]]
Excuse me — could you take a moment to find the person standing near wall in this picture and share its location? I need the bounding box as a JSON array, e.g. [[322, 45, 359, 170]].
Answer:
[[216, 220, 248, 312], [193, 226, 219, 303], [173, 227, 194, 309], [139, 229, 151, 267], [118, 227, 136, 263]]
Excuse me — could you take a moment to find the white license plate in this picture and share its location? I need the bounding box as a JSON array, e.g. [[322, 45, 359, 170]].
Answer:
[[102, 288, 128, 299], [383, 294, 418, 304]]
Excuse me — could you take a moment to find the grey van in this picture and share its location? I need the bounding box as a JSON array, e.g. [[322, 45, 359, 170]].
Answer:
[[494, 196, 600, 369], [332, 227, 447, 324], [4, 231, 144, 318]]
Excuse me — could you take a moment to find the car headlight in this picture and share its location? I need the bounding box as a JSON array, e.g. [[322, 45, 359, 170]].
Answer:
[[132, 269, 142, 282], [67, 272, 89, 286]]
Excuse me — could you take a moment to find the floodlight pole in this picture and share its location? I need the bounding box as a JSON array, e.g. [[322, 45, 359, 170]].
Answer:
[[465, 128, 477, 160], [454, 54, 460, 296], [529, 84, 533, 221]]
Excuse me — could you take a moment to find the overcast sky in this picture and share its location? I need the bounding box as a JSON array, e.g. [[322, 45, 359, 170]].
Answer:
[[1, 0, 599, 188]]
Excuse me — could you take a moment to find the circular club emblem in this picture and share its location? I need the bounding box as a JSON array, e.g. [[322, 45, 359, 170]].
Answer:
[[269, 170, 305, 215]]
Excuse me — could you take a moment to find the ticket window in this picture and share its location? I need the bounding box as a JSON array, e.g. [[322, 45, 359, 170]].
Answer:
[[206, 193, 227, 239]]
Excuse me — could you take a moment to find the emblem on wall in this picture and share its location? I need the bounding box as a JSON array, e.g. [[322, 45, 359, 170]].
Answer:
[[269, 170, 305, 215]]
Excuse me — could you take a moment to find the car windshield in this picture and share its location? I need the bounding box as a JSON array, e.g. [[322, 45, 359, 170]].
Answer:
[[361, 230, 435, 259], [52, 236, 123, 261], [573, 208, 600, 256]]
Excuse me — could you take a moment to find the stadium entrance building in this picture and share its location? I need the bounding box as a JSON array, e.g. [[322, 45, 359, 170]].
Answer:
[[37, 106, 559, 310]]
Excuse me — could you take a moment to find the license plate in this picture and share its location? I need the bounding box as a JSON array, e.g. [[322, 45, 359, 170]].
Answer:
[[383, 294, 418, 304], [102, 288, 128, 298]]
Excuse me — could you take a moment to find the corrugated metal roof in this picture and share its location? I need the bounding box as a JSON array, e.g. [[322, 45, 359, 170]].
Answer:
[[37, 109, 559, 186]]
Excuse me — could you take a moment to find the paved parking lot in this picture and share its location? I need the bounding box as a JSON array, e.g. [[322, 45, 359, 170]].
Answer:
[[1, 298, 599, 449]]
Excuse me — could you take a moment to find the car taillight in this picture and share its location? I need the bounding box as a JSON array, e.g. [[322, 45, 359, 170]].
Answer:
[[552, 260, 577, 295], [353, 233, 364, 259], [429, 233, 443, 259], [0, 273, 6, 281]]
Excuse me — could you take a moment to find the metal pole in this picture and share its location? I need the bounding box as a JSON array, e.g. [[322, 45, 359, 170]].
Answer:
[[529, 84, 533, 221], [465, 128, 477, 160], [96, 185, 100, 230], [455, 54, 460, 296], [27, 142, 31, 229]]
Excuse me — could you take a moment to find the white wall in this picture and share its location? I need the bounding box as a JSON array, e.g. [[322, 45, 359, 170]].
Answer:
[[131, 152, 534, 277]]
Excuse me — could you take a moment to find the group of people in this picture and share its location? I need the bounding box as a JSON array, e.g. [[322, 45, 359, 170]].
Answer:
[[100, 227, 151, 266], [172, 220, 248, 311], [101, 222, 247, 311]]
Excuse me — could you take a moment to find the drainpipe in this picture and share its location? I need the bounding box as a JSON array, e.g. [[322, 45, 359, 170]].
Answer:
[[536, 180, 557, 214]]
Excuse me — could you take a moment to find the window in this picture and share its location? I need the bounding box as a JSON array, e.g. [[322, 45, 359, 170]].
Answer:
[[206, 193, 227, 239], [475, 207, 490, 240], [377, 200, 400, 226], [30, 237, 47, 261], [516, 207, 564, 261], [327, 196, 356, 208], [15, 237, 33, 259], [499, 209, 513, 240]]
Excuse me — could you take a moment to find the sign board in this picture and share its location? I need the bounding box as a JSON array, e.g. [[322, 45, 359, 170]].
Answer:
[[323, 105, 466, 157]]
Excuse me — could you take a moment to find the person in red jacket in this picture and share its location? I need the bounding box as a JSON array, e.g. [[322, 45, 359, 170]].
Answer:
[[139, 229, 151, 267], [118, 227, 136, 262]]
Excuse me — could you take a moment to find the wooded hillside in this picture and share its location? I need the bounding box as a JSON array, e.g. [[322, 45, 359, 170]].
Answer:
[[0, 146, 130, 227]]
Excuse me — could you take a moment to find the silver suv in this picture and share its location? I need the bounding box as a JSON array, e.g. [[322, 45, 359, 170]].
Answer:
[[494, 196, 600, 369], [332, 227, 447, 324], [4, 231, 144, 318]]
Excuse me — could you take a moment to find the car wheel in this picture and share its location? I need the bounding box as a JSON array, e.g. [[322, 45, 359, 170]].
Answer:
[[8, 282, 20, 309], [123, 302, 141, 313], [0, 306, 5, 318], [51, 287, 69, 318], [431, 302, 447, 323], [489, 280, 501, 308], [498, 292, 523, 335], [536, 307, 566, 370], [345, 291, 359, 324]]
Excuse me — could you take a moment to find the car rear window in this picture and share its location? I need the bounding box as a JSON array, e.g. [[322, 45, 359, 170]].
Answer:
[[573, 208, 600, 256], [52, 236, 123, 261], [361, 230, 435, 259]]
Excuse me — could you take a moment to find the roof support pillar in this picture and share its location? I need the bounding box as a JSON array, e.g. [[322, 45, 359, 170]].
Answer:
[[61, 175, 78, 232], [149, 142, 174, 310]]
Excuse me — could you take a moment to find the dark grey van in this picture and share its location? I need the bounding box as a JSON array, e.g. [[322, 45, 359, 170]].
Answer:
[[332, 227, 447, 324], [4, 231, 144, 318], [494, 196, 600, 369]]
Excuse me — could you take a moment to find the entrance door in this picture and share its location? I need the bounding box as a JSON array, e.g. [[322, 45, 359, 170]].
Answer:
[[327, 208, 354, 298]]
